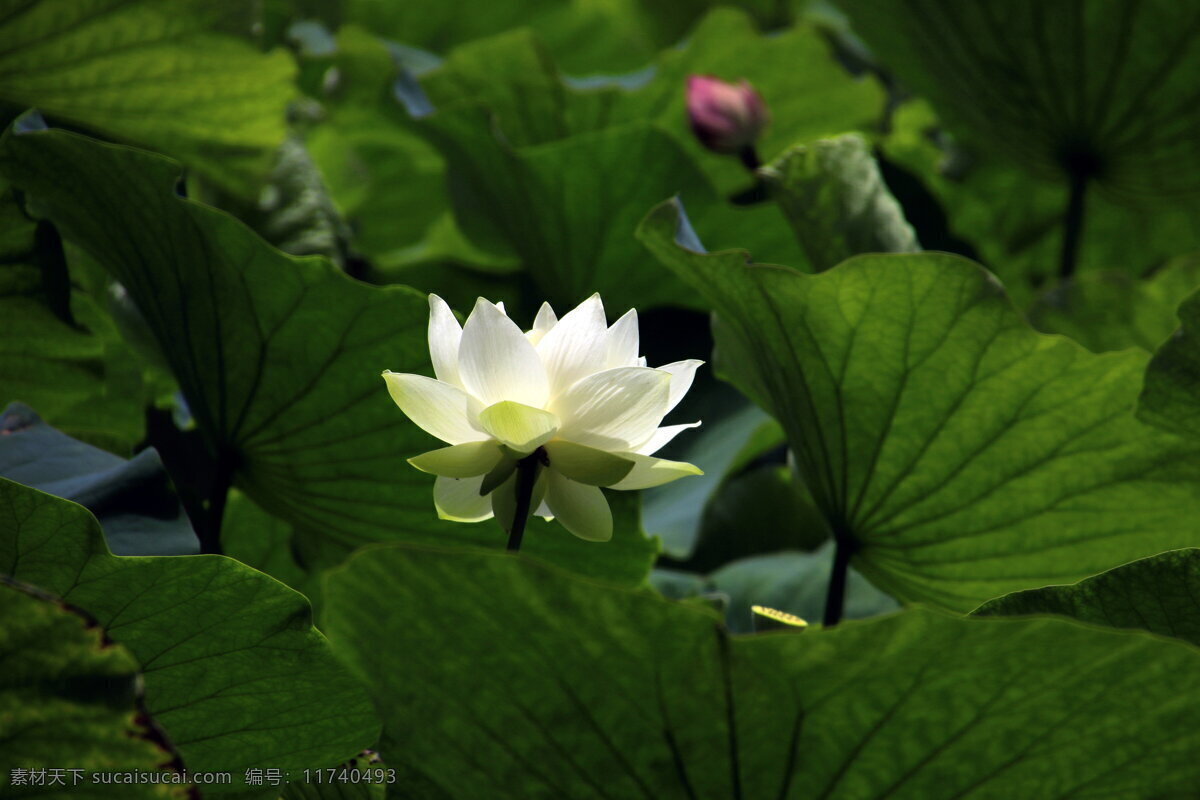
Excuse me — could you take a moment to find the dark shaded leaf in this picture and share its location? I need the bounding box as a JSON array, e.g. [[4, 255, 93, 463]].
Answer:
[[0, 585, 182, 797], [975, 548, 1200, 648], [0, 479, 379, 790], [324, 544, 1200, 799], [0, 402, 196, 555], [1031, 254, 1200, 352]]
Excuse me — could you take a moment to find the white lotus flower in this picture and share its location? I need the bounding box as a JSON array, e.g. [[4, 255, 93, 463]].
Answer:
[[382, 293, 703, 543]]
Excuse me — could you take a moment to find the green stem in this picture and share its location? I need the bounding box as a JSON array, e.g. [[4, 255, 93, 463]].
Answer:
[[197, 456, 234, 556], [1058, 169, 1090, 281], [506, 453, 542, 552], [823, 529, 855, 628], [737, 144, 761, 171]]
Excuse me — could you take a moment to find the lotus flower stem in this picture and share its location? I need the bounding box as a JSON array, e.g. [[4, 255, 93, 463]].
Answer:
[[737, 144, 761, 172], [506, 452, 543, 553]]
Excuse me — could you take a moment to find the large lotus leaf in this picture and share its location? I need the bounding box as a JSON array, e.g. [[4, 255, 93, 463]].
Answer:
[[417, 109, 810, 312], [0, 478, 379, 791], [0, 403, 196, 556], [324, 544, 1200, 799], [0, 0, 297, 196], [881, 100, 1200, 293], [0, 127, 657, 585], [975, 548, 1200, 648], [0, 586, 182, 798], [843, 0, 1200, 198], [0, 0, 295, 195], [1030, 254, 1200, 353], [419, 110, 710, 310], [639, 198, 1200, 611]]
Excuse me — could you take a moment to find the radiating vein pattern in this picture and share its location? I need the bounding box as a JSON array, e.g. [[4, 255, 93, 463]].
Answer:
[[0, 479, 378, 787], [640, 200, 1200, 611], [0, 128, 452, 549], [324, 544, 1200, 799], [0, 0, 295, 194], [841, 0, 1200, 199]]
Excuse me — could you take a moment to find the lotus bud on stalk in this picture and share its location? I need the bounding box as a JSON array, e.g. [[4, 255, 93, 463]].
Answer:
[[686, 74, 769, 170], [382, 294, 704, 551]]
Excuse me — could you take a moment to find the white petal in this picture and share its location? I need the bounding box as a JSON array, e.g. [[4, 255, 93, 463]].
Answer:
[[478, 401, 559, 454], [533, 302, 558, 334], [428, 294, 463, 387], [535, 500, 553, 520], [434, 475, 494, 522], [382, 371, 487, 445], [657, 359, 704, 413], [545, 470, 612, 542], [608, 453, 703, 490], [553, 366, 670, 450], [536, 293, 608, 399], [409, 441, 504, 477], [605, 308, 639, 368], [636, 421, 702, 456], [525, 302, 558, 347], [458, 298, 550, 407], [637, 356, 647, 367]]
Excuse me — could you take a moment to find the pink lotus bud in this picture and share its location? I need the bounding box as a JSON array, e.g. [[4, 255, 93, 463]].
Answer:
[[686, 75, 769, 155]]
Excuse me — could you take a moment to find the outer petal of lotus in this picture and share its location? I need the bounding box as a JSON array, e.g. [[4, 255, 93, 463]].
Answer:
[[608, 453, 703, 490], [428, 294, 463, 387], [636, 421, 702, 456], [553, 366, 670, 451], [408, 440, 505, 477], [536, 293, 608, 399], [381, 371, 488, 445], [434, 475, 494, 522], [605, 308, 639, 368], [478, 401, 559, 454], [657, 359, 704, 413], [543, 439, 634, 486], [544, 469, 612, 541], [525, 301, 558, 346], [458, 298, 549, 408]]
